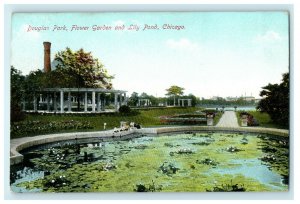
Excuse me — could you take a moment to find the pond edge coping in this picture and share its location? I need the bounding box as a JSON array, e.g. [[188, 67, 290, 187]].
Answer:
[[10, 126, 288, 165]]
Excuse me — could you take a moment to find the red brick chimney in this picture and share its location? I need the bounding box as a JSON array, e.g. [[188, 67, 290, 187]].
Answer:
[[43, 42, 51, 73]]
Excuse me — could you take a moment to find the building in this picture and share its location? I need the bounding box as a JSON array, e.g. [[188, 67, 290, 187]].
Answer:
[[22, 42, 127, 113]]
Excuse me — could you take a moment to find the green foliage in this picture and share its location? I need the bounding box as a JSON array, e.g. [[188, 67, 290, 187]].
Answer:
[[11, 120, 93, 138], [10, 107, 199, 138], [54, 47, 113, 89], [165, 85, 184, 96], [10, 66, 25, 122], [165, 85, 185, 106], [127, 92, 139, 106], [134, 180, 162, 192], [22, 69, 48, 110], [236, 111, 282, 128], [206, 182, 246, 192], [118, 105, 138, 116], [257, 72, 289, 127]]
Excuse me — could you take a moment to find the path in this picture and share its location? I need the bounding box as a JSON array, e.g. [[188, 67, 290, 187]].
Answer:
[[216, 111, 239, 127]]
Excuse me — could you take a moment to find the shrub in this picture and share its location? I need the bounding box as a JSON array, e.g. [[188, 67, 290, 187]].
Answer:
[[118, 105, 140, 116], [119, 105, 131, 113]]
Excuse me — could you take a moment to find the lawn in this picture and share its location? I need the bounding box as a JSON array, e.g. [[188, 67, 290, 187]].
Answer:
[[236, 111, 285, 129], [11, 107, 207, 139]]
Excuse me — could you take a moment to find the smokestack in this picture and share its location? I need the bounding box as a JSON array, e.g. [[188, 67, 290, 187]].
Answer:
[[43, 42, 51, 73]]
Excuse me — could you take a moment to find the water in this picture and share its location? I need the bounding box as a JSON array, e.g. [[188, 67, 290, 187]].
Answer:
[[10, 132, 289, 192], [200, 106, 257, 111]]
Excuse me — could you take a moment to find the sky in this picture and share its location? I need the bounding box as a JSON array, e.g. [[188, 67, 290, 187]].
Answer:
[[11, 12, 289, 99]]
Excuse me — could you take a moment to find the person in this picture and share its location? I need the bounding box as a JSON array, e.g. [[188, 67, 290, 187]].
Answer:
[[113, 127, 119, 133], [134, 123, 141, 129]]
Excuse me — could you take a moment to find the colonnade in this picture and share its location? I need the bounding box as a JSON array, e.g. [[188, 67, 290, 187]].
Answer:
[[23, 88, 127, 113]]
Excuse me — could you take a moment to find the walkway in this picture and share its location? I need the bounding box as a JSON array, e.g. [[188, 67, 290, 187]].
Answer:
[[216, 111, 239, 128]]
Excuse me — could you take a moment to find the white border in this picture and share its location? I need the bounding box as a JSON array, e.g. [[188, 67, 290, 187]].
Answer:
[[1, 1, 298, 202]]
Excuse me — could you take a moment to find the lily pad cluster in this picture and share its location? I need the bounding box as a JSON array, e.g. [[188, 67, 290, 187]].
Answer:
[[240, 137, 248, 145], [260, 154, 276, 163], [170, 148, 194, 156], [196, 158, 218, 167], [206, 182, 246, 192], [260, 146, 277, 153], [44, 174, 69, 189], [134, 144, 148, 150], [191, 141, 210, 146], [11, 132, 289, 192], [164, 143, 175, 147], [225, 146, 243, 153], [103, 162, 117, 171], [134, 180, 162, 192], [158, 162, 180, 175]]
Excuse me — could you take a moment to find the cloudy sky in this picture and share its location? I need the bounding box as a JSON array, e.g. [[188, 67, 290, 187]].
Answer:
[[11, 12, 289, 98]]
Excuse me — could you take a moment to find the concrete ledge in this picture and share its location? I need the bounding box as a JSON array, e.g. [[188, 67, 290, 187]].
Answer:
[[155, 126, 289, 137], [10, 126, 288, 165]]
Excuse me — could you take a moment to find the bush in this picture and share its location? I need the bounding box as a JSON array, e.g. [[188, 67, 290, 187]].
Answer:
[[257, 72, 289, 127], [239, 111, 259, 126], [11, 106, 25, 122], [118, 105, 140, 116], [11, 120, 93, 138], [119, 105, 131, 114]]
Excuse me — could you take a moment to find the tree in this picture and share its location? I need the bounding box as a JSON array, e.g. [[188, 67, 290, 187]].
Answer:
[[11, 66, 25, 122], [128, 92, 139, 106], [53, 48, 114, 110], [165, 85, 184, 106], [54, 47, 113, 89], [257, 72, 289, 127], [187, 94, 200, 107]]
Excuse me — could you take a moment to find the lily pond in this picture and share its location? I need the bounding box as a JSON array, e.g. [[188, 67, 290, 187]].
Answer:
[[10, 132, 289, 192]]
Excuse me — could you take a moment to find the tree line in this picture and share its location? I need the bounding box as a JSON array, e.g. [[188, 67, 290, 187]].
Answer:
[[11, 48, 114, 122], [10, 47, 289, 128]]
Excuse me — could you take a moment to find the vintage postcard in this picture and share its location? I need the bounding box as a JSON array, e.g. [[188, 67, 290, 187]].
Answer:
[[10, 12, 289, 193]]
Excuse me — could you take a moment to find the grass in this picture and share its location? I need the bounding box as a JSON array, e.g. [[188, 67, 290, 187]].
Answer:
[[11, 107, 202, 139], [236, 111, 286, 129], [213, 112, 223, 126]]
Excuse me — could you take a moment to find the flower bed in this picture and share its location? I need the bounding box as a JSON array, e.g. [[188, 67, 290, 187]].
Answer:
[[11, 120, 93, 138], [239, 112, 259, 126], [159, 113, 207, 125]]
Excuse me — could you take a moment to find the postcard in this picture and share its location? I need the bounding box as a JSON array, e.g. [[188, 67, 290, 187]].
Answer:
[[9, 12, 290, 193]]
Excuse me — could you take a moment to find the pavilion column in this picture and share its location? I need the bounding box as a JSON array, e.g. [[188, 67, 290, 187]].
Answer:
[[178, 99, 180, 107], [120, 93, 123, 106], [114, 93, 118, 111], [124, 93, 127, 105], [33, 94, 37, 112], [103, 97, 106, 111], [68, 92, 71, 112], [182, 100, 184, 107], [84, 92, 88, 112], [188, 99, 191, 107], [46, 94, 50, 111], [39, 94, 43, 103], [60, 90, 64, 113], [54, 92, 57, 112], [97, 93, 101, 112], [92, 91, 96, 113]]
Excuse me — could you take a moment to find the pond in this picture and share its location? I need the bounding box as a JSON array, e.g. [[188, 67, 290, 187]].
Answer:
[[10, 132, 289, 192]]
